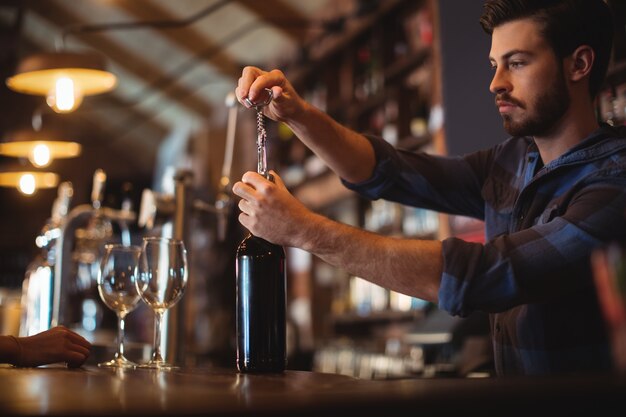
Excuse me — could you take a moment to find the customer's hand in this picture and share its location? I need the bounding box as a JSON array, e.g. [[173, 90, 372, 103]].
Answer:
[[233, 170, 315, 248], [13, 326, 91, 368], [236, 66, 307, 123]]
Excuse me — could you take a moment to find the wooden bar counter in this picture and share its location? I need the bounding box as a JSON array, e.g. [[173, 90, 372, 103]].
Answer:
[[1, 364, 626, 416]]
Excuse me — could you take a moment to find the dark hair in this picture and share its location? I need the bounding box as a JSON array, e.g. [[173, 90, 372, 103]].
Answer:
[[480, 0, 614, 98]]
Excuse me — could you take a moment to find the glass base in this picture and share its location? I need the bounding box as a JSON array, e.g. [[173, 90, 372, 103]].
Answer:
[[135, 360, 179, 371], [97, 355, 138, 369]]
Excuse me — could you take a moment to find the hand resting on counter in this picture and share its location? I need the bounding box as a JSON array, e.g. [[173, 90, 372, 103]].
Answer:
[[0, 326, 91, 368]]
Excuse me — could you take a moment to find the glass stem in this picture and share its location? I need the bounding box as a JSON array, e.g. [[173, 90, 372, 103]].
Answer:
[[116, 313, 126, 359], [153, 311, 164, 362]]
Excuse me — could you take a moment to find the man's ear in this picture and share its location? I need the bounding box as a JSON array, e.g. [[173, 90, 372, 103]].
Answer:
[[569, 45, 595, 82]]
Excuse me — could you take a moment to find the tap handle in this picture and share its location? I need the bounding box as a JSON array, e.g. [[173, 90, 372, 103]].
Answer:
[[221, 92, 238, 186], [91, 169, 106, 209], [51, 181, 73, 224]]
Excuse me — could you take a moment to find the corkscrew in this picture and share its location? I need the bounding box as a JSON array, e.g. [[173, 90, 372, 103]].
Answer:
[[244, 88, 273, 180]]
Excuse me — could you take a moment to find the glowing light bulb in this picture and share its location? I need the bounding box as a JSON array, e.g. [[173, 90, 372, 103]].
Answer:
[[46, 77, 83, 113], [18, 173, 36, 195], [30, 143, 51, 167]]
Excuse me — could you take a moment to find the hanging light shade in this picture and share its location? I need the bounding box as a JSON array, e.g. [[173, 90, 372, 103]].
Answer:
[[0, 171, 59, 195], [0, 129, 82, 168], [6, 52, 117, 113]]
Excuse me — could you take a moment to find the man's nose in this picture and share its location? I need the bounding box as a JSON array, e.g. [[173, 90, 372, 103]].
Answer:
[[490, 67, 511, 95]]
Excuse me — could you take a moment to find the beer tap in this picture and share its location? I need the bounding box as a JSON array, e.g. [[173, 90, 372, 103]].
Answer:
[[20, 181, 73, 336], [52, 169, 136, 328]]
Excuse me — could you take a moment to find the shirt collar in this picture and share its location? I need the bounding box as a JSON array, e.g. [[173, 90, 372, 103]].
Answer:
[[527, 124, 626, 169]]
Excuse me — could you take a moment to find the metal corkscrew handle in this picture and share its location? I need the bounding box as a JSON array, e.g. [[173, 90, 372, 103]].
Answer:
[[244, 88, 273, 180]]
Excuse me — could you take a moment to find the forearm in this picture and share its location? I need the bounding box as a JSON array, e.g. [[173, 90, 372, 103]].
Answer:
[[298, 212, 443, 303], [0, 335, 20, 365], [287, 102, 376, 184], [233, 169, 442, 301]]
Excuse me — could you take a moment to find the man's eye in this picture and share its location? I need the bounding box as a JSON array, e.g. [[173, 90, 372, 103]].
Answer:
[[509, 61, 525, 68]]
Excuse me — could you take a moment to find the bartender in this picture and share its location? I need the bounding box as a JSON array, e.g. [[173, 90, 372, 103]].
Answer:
[[233, 0, 626, 376]]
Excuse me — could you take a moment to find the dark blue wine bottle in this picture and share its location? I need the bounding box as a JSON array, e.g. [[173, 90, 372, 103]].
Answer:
[[236, 234, 286, 372]]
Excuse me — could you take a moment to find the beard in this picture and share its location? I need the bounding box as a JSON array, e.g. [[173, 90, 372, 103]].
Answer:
[[498, 70, 570, 138]]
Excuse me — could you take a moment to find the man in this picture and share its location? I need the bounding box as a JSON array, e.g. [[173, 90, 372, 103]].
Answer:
[[233, 0, 626, 376]]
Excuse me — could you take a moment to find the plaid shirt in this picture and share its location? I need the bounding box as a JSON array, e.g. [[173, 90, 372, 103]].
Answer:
[[343, 125, 626, 375]]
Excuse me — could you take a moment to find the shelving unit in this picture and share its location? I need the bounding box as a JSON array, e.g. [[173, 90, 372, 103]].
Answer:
[[281, 0, 438, 235], [279, 0, 435, 193]]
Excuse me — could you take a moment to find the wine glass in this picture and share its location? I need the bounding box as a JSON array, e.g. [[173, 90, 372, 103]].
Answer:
[[97, 244, 143, 368], [135, 237, 188, 370]]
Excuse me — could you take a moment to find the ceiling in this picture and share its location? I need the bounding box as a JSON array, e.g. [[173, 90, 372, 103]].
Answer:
[[0, 0, 353, 178]]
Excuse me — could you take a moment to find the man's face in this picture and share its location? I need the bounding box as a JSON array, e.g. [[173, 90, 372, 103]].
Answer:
[[489, 18, 570, 137]]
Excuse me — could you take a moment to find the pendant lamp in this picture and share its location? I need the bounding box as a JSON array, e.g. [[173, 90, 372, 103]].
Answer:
[[0, 170, 59, 195], [6, 51, 117, 113], [0, 128, 82, 168]]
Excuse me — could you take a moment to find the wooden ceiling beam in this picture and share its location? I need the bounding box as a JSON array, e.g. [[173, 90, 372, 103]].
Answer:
[[235, 0, 310, 43], [113, 0, 241, 79]]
